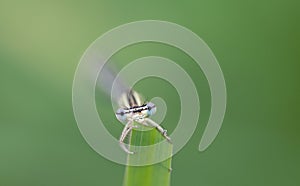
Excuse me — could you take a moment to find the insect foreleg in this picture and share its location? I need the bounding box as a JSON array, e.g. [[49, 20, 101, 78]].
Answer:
[[144, 118, 172, 143], [119, 120, 135, 154]]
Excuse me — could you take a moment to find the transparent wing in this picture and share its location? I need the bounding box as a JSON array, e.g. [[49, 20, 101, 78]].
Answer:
[[92, 56, 145, 109], [98, 63, 128, 101]]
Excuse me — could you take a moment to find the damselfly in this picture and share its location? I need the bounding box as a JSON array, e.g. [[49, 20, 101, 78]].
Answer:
[[96, 60, 171, 154], [116, 89, 172, 154]]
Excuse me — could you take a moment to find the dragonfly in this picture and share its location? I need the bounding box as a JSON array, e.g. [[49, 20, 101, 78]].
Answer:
[[115, 89, 172, 154], [97, 61, 171, 154]]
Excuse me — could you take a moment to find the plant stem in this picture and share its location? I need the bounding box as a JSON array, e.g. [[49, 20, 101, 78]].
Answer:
[[123, 128, 173, 186]]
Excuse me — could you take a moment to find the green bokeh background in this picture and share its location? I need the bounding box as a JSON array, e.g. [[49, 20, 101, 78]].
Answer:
[[1, 1, 299, 185]]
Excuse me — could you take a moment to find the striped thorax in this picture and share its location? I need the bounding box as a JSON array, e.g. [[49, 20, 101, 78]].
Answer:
[[115, 90, 156, 123]]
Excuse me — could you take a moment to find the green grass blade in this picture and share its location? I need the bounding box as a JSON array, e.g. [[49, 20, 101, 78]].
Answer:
[[123, 128, 173, 186]]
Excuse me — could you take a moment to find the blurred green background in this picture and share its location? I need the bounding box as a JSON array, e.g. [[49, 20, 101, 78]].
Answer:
[[1, 1, 299, 185]]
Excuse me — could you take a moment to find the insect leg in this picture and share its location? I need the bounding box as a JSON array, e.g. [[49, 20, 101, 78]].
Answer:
[[145, 118, 172, 143], [119, 120, 135, 154]]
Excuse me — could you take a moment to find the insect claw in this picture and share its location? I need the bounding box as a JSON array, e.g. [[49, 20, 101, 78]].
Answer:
[[124, 148, 135, 155], [159, 163, 173, 172], [129, 151, 135, 155], [125, 147, 135, 154], [162, 130, 172, 143], [166, 137, 172, 144], [120, 142, 135, 154]]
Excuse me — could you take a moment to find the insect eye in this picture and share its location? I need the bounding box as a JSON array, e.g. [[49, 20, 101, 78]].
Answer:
[[116, 108, 127, 122], [146, 102, 156, 116]]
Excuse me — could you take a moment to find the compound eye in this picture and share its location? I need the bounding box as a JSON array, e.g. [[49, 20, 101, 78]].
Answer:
[[146, 102, 156, 116], [116, 108, 127, 122]]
